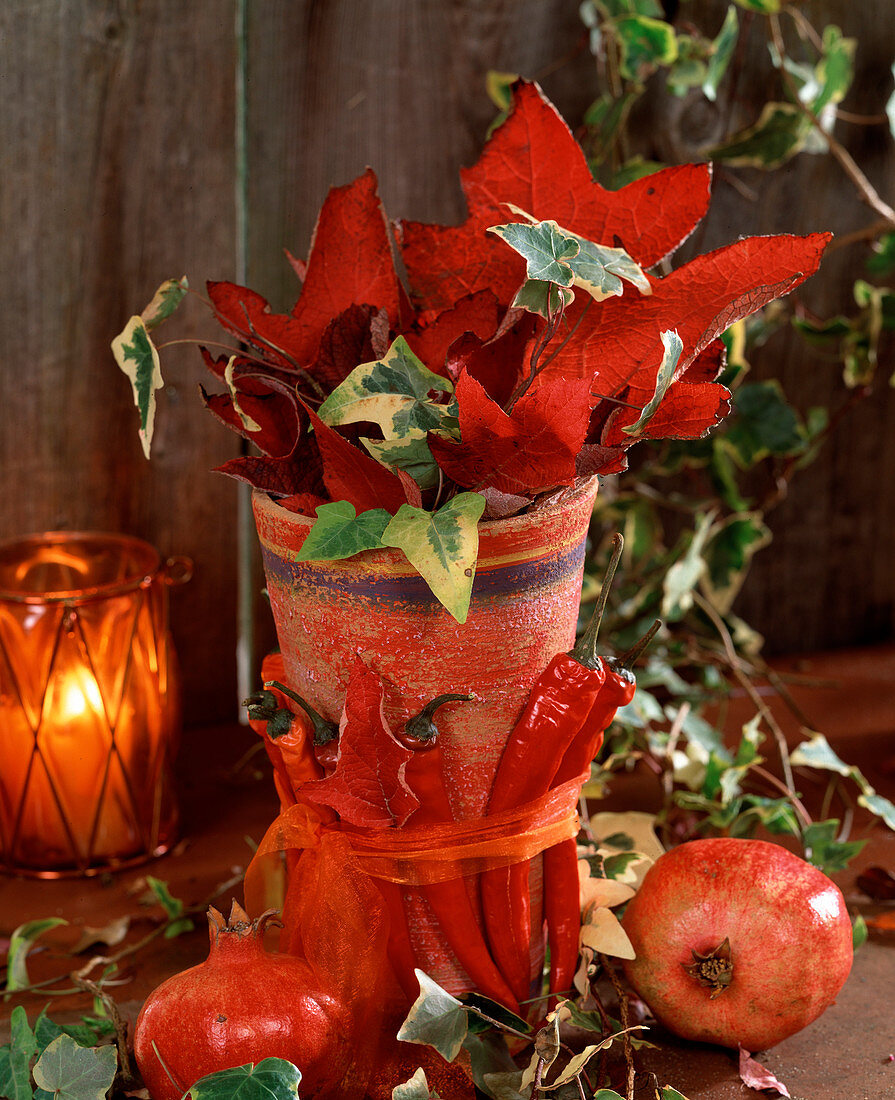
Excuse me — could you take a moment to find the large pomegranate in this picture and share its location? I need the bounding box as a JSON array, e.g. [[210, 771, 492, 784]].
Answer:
[[621, 837, 853, 1051], [134, 903, 353, 1098]]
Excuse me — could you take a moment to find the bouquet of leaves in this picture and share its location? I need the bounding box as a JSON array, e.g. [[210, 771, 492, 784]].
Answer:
[[114, 80, 828, 624]]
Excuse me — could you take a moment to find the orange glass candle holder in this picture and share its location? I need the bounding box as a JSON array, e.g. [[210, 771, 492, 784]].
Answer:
[[0, 532, 191, 876]]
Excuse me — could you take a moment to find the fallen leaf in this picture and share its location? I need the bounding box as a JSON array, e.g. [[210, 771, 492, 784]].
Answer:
[[856, 866, 895, 900], [70, 916, 131, 955], [738, 1047, 792, 1097], [579, 907, 636, 960]]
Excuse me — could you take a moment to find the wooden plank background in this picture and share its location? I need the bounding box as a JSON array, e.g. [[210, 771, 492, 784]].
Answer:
[[2, 0, 892, 725]]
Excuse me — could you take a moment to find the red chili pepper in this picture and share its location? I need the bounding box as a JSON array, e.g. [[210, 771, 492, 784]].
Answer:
[[399, 695, 522, 1014], [265, 680, 339, 775], [479, 537, 627, 1002], [543, 617, 661, 998]]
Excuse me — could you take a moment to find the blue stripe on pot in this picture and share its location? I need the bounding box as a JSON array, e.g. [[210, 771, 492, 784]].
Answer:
[[260, 540, 587, 607]]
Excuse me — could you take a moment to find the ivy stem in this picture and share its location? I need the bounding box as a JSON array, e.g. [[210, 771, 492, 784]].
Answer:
[[769, 13, 895, 226]]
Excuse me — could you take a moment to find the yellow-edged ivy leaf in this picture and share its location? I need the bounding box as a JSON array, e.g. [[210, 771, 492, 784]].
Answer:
[[31, 1035, 117, 1100], [362, 435, 442, 491], [317, 336, 453, 439], [568, 235, 651, 301], [0, 1007, 38, 1100], [622, 330, 683, 437], [486, 70, 519, 111], [188, 1059, 302, 1100], [707, 102, 811, 169], [140, 276, 188, 329], [296, 501, 391, 561], [382, 493, 486, 623], [111, 316, 162, 459], [614, 15, 678, 82], [5, 918, 68, 992], [703, 6, 739, 102], [661, 511, 715, 620], [224, 356, 262, 433], [396, 971, 468, 1064]]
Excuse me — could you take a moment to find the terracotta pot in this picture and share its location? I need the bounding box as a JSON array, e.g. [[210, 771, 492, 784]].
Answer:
[[253, 478, 598, 820], [252, 478, 598, 997]]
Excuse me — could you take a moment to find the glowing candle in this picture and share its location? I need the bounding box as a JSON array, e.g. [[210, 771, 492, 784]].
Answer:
[[0, 533, 189, 875]]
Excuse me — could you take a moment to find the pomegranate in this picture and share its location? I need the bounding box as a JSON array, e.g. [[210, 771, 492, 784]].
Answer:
[[620, 837, 853, 1051], [134, 902, 353, 1098]]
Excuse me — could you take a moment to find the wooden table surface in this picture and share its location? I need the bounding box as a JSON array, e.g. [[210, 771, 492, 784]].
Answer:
[[2, 646, 894, 1100]]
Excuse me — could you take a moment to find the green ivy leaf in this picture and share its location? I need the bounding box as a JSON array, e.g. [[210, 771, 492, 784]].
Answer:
[[188, 1059, 302, 1100], [296, 501, 391, 561], [812, 25, 855, 115], [0, 1006, 38, 1100], [487, 221, 580, 286], [701, 513, 772, 613], [666, 35, 709, 98], [661, 1088, 693, 1100], [317, 337, 453, 439], [867, 233, 895, 277], [852, 913, 868, 951], [111, 316, 163, 460], [801, 819, 866, 874], [382, 493, 487, 623], [33, 1014, 114, 1056], [565, 236, 650, 301], [511, 280, 574, 319], [707, 102, 811, 169], [485, 70, 518, 111], [31, 1036, 116, 1100], [661, 512, 714, 621], [614, 15, 678, 82], [723, 381, 804, 466], [703, 6, 739, 102], [145, 877, 184, 920], [397, 972, 468, 1064], [5, 919, 68, 993], [622, 330, 683, 437], [140, 276, 189, 329], [459, 993, 531, 1036]]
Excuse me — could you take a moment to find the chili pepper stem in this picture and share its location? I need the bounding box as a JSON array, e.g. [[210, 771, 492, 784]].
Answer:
[[265, 679, 338, 744], [405, 693, 474, 742], [570, 533, 624, 670], [615, 618, 662, 670]]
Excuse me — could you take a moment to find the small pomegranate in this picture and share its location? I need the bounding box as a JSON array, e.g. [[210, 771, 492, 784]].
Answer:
[[621, 837, 853, 1051], [134, 902, 353, 1098]]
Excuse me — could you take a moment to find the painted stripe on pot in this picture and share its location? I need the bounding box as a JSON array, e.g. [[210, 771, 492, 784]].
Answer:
[[260, 540, 587, 605]]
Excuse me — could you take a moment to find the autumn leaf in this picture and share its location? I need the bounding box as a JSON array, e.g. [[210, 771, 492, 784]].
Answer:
[[738, 1048, 791, 1097], [428, 370, 595, 496], [397, 80, 712, 310], [381, 493, 487, 623], [302, 660, 418, 827], [579, 907, 635, 960], [111, 316, 162, 459], [209, 171, 402, 373], [404, 290, 500, 374], [300, 399, 414, 514]]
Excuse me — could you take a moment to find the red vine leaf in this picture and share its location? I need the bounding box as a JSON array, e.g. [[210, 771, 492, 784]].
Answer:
[[300, 400, 415, 514], [601, 380, 732, 446], [303, 660, 418, 828], [397, 80, 712, 310], [428, 369, 594, 495], [404, 289, 501, 375]]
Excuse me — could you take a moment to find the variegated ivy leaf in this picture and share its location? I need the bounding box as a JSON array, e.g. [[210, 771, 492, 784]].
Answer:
[[579, 907, 636, 960], [362, 434, 442, 491], [703, 5, 739, 102], [397, 971, 468, 1063], [32, 1035, 118, 1100], [511, 279, 574, 319], [661, 510, 715, 620], [622, 330, 683, 437], [493, 206, 650, 309], [790, 733, 895, 829], [111, 315, 163, 459], [317, 336, 453, 439], [225, 355, 262, 433], [382, 492, 487, 623], [391, 1067, 438, 1100], [140, 275, 189, 329], [296, 501, 391, 561], [487, 220, 580, 286]]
